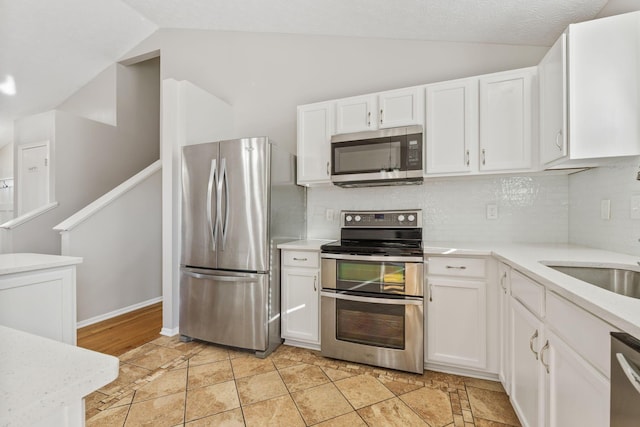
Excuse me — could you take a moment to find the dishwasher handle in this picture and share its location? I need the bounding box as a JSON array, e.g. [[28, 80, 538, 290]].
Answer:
[[616, 352, 640, 395]]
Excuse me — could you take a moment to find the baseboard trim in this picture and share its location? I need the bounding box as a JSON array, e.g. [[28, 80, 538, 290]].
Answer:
[[76, 296, 163, 329], [161, 327, 179, 337], [424, 362, 500, 381]]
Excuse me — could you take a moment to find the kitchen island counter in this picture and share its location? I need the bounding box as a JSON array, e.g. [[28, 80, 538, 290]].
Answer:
[[0, 325, 119, 427]]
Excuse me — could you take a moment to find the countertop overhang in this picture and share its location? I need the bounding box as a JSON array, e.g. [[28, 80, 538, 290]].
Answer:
[[0, 325, 119, 426]]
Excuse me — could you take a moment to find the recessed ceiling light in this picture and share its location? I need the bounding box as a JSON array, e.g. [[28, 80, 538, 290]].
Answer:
[[0, 76, 16, 96]]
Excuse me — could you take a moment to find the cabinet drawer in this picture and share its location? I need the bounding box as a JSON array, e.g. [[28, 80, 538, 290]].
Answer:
[[428, 257, 486, 278], [546, 291, 616, 377], [511, 270, 544, 318], [282, 251, 319, 268]]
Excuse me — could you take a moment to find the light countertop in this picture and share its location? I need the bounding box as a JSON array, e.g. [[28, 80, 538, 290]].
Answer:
[[0, 325, 119, 426], [425, 242, 640, 339], [277, 239, 335, 250], [0, 253, 82, 276], [278, 239, 640, 338]]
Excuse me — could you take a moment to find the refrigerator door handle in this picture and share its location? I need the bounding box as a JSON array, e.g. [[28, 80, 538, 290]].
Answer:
[[206, 159, 218, 251], [220, 157, 230, 250], [183, 270, 261, 281]]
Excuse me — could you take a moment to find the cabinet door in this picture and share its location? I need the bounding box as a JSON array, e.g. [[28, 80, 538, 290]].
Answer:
[[510, 298, 544, 427], [427, 278, 487, 369], [497, 263, 511, 393], [281, 268, 319, 344], [378, 87, 423, 129], [425, 79, 478, 174], [539, 34, 567, 165], [297, 102, 334, 185], [479, 68, 534, 171], [544, 330, 609, 427], [569, 11, 640, 159], [335, 94, 377, 134]]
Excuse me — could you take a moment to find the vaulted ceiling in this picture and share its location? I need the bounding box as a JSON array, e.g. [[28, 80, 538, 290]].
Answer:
[[0, 0, 636, 147]]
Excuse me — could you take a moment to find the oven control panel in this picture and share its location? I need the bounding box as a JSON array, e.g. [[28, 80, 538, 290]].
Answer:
[[341, 210, 421, 227]]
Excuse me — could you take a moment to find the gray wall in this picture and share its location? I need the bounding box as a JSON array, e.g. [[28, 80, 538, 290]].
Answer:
[[124, 29, 548, 154], [10, 57, 160, 254]]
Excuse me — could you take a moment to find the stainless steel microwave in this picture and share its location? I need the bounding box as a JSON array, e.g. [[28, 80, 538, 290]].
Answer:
[[330, 125, 423, 187]]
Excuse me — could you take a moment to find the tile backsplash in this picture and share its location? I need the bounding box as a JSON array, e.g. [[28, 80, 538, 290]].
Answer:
[[307, 174, 569, 243], [569, 156, 640, 256]]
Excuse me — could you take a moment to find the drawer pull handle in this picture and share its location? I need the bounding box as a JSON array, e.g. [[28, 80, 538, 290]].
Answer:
[[540, 340, 550, 374], [529, 329, 539, 360], [500, 271, 507, 293], [293, 257, 308, 261], [446, 265, 467, 270]]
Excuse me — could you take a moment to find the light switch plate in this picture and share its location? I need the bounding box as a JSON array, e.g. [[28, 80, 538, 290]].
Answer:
[[631, 195, 640, 219], [326, 208, 334, 221], [486, 204, 498, 220], [601, 199, 611, 220]]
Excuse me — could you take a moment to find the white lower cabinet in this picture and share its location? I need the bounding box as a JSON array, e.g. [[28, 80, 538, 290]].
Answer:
[[506, 269, 615, 427], [280, 250, 320, 349], [427, 278, 487, 369], [497, 262, 511, 393], [426, 256, 496, 374], [545, 329, 609, 427], [510, 298, 545, 427]]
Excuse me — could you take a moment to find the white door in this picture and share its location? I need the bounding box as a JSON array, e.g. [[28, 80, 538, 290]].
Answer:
[[425, 78, 478, 174], [545, 330, 609, 427], [378, 87, 423, 129], [18, 141, 50, 215], [510, 298, 544, 427], [335, 94, 377, 134], [297, 102, 334, 185], [427, 278, 487, 369], [281, 268, 319, 344], [539, 34, 567, 165], [479, 68, 534, 171]]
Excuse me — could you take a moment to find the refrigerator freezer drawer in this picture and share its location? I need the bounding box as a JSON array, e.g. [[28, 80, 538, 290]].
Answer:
[[180, 268, 269, 351]]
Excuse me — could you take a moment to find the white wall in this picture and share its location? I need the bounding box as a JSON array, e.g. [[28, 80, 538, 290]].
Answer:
[[58, 64, 117, 126], [308, 174, 569, 243], [569, 157, 640, 256], [65, 169, 162, 324], [8, 58, 160, 254], [124, 29, 548, 154]]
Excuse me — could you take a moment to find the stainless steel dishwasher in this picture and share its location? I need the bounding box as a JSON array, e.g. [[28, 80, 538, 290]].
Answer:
[[611, 332, 640, 426]]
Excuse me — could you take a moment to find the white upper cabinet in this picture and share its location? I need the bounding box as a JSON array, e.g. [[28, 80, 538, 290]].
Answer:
[[539, 11, 640, 168], [425, 78, 478, 174], [539, 34, 567, 165], [335, 94, 377, 134], [378, 87, 423, 129], [297, 101, 334, 186], [335, 88, 423, 134], [479, 68, 535, 172], [568, 11, 640, 159]]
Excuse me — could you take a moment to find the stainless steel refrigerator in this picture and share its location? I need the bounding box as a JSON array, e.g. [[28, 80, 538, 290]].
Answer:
[[179, 137, 305, 357]]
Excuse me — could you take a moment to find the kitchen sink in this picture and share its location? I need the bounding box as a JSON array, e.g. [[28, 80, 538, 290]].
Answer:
[[545, 264, 640, 299]]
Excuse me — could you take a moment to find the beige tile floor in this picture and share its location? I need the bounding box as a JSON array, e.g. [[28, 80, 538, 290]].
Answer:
[[86, 336, 521, 426]]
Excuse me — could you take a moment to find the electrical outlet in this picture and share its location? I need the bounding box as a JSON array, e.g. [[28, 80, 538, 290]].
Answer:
[[325, 208, 334, 221], [601, 199, 611, 220], [486, 204, 498, 220]]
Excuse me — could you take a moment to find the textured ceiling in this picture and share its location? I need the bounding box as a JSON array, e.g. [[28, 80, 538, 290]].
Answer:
[[0, 0, 623, 147]]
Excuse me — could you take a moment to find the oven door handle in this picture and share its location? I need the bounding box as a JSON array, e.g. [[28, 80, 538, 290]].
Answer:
[[320, 291, 423, 306], [321, 253, 424, 263]]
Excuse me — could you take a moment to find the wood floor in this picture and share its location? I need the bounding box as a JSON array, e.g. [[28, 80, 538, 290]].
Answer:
[[77, 302, 163, 356]]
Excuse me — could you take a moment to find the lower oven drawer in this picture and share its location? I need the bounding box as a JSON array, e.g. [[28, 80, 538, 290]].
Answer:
[[320, 291, 424, 373]]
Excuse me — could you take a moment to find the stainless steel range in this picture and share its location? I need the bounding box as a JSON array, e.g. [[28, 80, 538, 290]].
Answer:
[[320, 210, 424, 373]]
